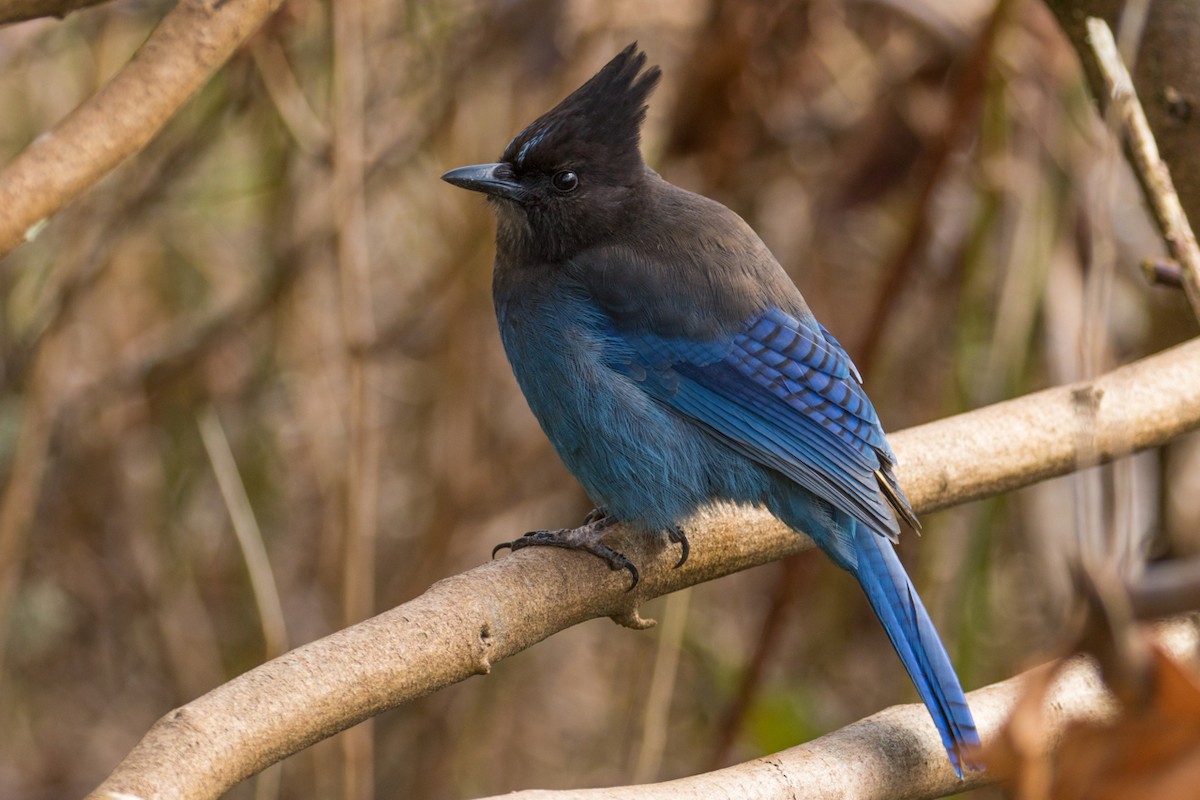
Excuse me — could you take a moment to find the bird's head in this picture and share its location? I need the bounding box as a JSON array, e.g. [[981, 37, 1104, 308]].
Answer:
[[442, 43, 662, 260]]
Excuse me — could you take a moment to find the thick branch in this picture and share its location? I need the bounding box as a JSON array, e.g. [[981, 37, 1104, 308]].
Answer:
[[891, 336, 1200, 512], [87, 336, 1200, 799], [482, 619, 1199, 800], [0, 0, 284, 260]]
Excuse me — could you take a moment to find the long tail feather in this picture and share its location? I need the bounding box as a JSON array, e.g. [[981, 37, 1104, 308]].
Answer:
[[851, 521, 981, 776]]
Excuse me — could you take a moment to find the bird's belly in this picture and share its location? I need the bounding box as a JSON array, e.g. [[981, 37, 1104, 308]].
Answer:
[[499, 312, 759, 531]]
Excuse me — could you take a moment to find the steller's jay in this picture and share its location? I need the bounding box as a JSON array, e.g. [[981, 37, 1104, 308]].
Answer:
[[443, 44, 981, 776]]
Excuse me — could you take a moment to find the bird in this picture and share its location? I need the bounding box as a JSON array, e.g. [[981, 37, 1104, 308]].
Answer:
[[442, 43, 981, 776]]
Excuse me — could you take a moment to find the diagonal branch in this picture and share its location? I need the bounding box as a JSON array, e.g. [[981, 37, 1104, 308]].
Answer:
[[85, 335, 1200, 800], [1085, 16, 1200, 318], [1042, 0, 1200, 319], [0, 0, 284, 261]]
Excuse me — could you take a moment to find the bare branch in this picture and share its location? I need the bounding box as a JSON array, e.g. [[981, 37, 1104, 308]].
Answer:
[[86, 336, 1200, 799], [889, 337, 1200, 513], [1043, 0, 1200, 314], [0, 0, 284, 260], [476, 619, 1199, 800], [1142, 256, 1185, 289], [1085, 16, 1200, 317]]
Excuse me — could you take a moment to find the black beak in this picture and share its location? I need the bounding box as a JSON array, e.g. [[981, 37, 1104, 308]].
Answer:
[[441, 162, 525, 202]]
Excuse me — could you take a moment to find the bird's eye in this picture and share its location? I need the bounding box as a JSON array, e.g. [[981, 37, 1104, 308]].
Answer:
[[551, 170, 579, 193]]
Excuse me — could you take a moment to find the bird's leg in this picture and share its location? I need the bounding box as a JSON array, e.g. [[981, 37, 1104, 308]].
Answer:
[[492, 513, 639, 589], [583, 507, 615, 528], [667, 525, 689, 568]]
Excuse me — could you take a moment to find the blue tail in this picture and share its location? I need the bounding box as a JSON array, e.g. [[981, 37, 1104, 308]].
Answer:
[[849, 520, 981, 776]]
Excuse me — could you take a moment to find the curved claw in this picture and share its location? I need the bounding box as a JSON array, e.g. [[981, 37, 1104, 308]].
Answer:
[[667, 525, 690, 569], [491, 540, 513, 559], [621, 561, 640, 591]]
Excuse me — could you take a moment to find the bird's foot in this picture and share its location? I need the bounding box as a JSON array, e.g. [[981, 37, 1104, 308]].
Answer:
[[579, 514, 686, 568], [667, 525, 690, 568], [492, 519, 639, 590]]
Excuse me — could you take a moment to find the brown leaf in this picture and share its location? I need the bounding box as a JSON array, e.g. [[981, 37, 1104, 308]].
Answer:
[[1053, 643, 1200, 799], [985, 641, 1200, 799]]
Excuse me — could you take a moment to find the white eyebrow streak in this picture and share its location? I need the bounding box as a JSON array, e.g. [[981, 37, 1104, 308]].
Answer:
[[516, 122, 555, 167]]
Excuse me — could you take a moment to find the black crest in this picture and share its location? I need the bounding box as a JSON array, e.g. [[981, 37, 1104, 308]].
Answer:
[[502, 43, 662, 175]]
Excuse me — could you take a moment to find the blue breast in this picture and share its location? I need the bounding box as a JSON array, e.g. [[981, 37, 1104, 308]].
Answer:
[[495, 276, 768, 531]]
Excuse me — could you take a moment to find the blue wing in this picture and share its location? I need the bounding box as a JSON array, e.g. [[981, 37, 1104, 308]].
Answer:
[[608, 305, 982, 773], [605, 306, 912, 542], [602, 303, 980, 773]]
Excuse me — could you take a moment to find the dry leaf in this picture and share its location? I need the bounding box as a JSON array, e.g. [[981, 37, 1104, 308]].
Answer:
[[984, 641, 1200, 799]]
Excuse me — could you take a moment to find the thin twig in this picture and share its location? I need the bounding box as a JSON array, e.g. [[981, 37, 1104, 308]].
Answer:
[[1086, 17, 1200, 319], [250, 33, 330, 156], [1141, 256, 1184, 289], [197, 407, 290, 660]]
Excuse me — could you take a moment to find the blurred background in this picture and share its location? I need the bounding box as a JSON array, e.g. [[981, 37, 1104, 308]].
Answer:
[[1, 0, 1197, 797]]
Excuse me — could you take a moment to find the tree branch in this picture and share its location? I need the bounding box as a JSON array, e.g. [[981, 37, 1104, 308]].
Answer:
[[1084, 16, 1200, 317], [478, 619, 1199, 800], [1042, 0, 1200, 311], [86, 335, 1200, 799], [889, 337, 1200, 513], [0, 0, 284, 260]]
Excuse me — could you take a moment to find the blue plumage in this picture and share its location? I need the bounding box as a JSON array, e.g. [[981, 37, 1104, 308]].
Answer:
[[443, 43, 981, 775]]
